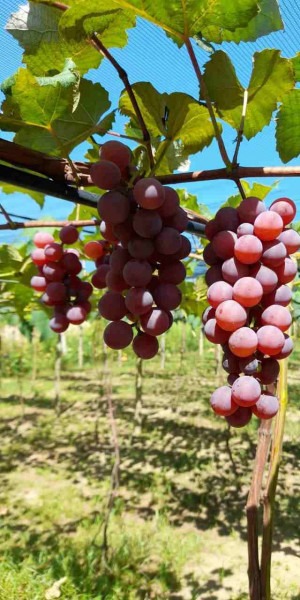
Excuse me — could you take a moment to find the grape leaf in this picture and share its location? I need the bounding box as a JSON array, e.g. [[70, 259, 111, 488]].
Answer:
[[6, 3, 101, 76], [203, 49, 294, 139], [276, 89, 300, 163], [0, 67, 111, 156], [0, 182, 44, 207], [177, 189, 200, 213], [292, 53, 300, 82], [221, 180, 278, 208], [201, 0, 283, 43]]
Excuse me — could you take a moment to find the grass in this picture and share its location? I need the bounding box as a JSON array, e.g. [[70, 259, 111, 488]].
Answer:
[[0, 339, 299, 599]]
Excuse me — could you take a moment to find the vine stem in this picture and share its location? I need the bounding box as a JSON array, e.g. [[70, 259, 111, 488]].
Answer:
[[260, 359, 289, 600], [0, 219, 99, 231], [246, 419, 272, 600], [232, 90, 249, 166], [185, 38, 231, 169]]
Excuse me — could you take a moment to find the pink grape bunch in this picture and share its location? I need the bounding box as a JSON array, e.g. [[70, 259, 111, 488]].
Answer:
[[203, 196, 299, 428], [30, 226, 94, 333], [89, 140, 191, 359]]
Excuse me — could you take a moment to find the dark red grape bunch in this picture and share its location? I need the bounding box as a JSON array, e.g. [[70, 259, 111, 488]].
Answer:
[[203, 196, 299, 427], [89, 140, 191, 359], [30, 226, 94, 333]]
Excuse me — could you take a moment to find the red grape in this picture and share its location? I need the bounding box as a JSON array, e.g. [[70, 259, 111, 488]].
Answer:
[[44, 242, 63, 262], [155, 227, 182, 255], [59, 225, 79, 244], [212, 230, 237, 260], [231, 375, 261, 407], [261, 304, 292, 332], [31, 248, 47, 267], [125, 287, 153, 315], [97, 191, 130, 225], [90, 160, 121, 190], [172, 235, 191, 260], [204, 319, 230, 345], [229, 327, 258, 357], [99, 140, 131, 170], [61, 253, 82, 275], [254, 211, 283, 241], [258, 358, 279, 384], [257, 325, 285, 355], [222, 351, 240, 374], [234, 235, 263, 264], [91, 265, 110, 289], [153, 283, 182, 311], [140, 308, 170, 336], [261, 240, 287, 268], [210, 386, 238, 416], [237, 197, 266, 224], [158, 261, 186, 285], [207, 281, 233, 308], [205, 219, 219, 240], [269, 197, 296, 226], [273, 257, 297, 284], [237, 223, 254, 237], [46, 282, 67, 304], [202, 306, 216, 324], [133, 178, 165, 209], [215, 207, 239, 232], [272, 333, 293, 359], [165, 207, 188, 232], [42, 262, 65, 282], [278, 229, 300, 254], [222, 257, 249, 284], [128, 237, 154, 259], [238, 356, 259, 375], [106, 270, 129, 292], [205, 265, 223, 286], [203, 243, 220, 266], [252, 392, 279, 419], [233, 277, 263, 307], [66, 305, 86, 325], [84, 241, 105, 260], [104, 320, 133, 349], [157, 186, 179, 218], [215, 300, 247, 331], [132, 333, 159, 359], [123, 260, 152, 287], [100, 220, 118, 242], [98, 291, 127, 321], [133, 209, 162, 238], [226, 406, 252, 427], [49, 313, 69, 333], [250, 264, 278, 294], [34, 232, 55, 248], [261, 285, 292, 308], [110, 247, 130, 273]]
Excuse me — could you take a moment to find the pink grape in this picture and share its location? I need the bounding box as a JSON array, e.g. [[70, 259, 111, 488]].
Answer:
[[123, 260, 152, 287], [30, 276, 47, 292], [153, 283, 182, 311], [104, 320, 133, 349], [158, 261, 186, 285], [125, 287, 153, 315], [99, 140, 131, 170], [210, 386, 238, 416], [98, 291, 127, 321], [252, 392, 279, 419], [272, 334, 293, 359], [215, 300, 247, 332], [258, 358, 280, 385], [222, 257, 249, 284], [273, 257, 297, 284], [207, 281, 233, 308], [257, 325, 285, 356], [261, 305, 292, 332], [269, 197, 296, 226], [254, 211, 283, 241], [237, 197, 266, 224], [140, 308, 170, 336], [250, 264, 278, 294], [31, 248, 47, 266], [157, 186, 179, 218], [278, 229, 300, 254], [237, 223, 254, 237], [234, 235, 263, 264], [34, 232, 55, 248], [59, 225, 79, 244], [233, 277, 263, 307], [226, 406, 252, 428], [97, 191, 130, 225], [132, 333, 159, 359], [261, 240, 287, 268], [212, 230, 237, 260], [204, 319, 230, 345], [229, 327, 258, 357], [261, 285, 292, 308], [133, 209, 162, 238], [155, 227, 182, 255], [231, 376, 261, 407], [90, 160, 121, 190], [133, 178, 165, 209]]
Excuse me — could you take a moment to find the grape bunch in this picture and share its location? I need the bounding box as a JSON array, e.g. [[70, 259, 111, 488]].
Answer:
[[203, 196, 299, 428], [89, 140, 191, 359], [30, 226, 93, 332]]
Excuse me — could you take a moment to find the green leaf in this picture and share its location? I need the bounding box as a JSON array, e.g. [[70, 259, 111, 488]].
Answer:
[[177, 189, 201, 213], [201, 0, 283, 43], [0, 68, 111, 156], [292, 53, 300, 81], [221, 180, 278, 208], [276, 89, 300, 163], [5, 282, 35, 318], [6, 3, 101, 76], [0, 182, 44, 207], [0, 245, 23, 276], [203, 49, 294, 139]]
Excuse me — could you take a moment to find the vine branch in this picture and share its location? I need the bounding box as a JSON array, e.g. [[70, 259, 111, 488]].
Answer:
[[233, 90, 249, 167], [0, 219, 99, 231]]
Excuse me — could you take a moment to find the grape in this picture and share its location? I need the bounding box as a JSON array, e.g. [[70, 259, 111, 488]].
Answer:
[[203, 243, 220, 266], [205, 219, 219, 240], [207, 281, 233, 308], [98, 291, 127, 321], [109, 247, 130, 273], [234, 235, 263, 264], [226, 406, 252, 428], [222, 257, 249, 285], [77, 281, 93, 300], [272, 333, 293, 359], [59, 225, 79, 244], [132, 333, 159, 359], [215, 300, 247, 331], [165, 207, 188, 232], [104, 320, 133, 349], [33, 232, 55, 248], [278, 229, 300, 254], [90, 160, 121, 190], [49, 313, 69, 333], [237, 197, 267, 224], [202, 306, 216, 324], [106, 268, 129, 293], [214, 207, 239, 232], [125, 287, 153, 315], [79, 300, 92, 314], [128, 237, 154, 259], [30, 275, 47, 292], [238, 356, 259, 375], [222, 351, 240, 374], [140, 308, 170, 336], [123, 260, 152, 287], [261, 240, 287, 268], [44, 243, 63, 262], [133, 210, 162, 238], [212, 230, 237, 260], [232, 277, 263, 307], [257, 325, 285, 355], [155, 227, 182, 255], [252, 392, 279, 419], [269, 197, 296, 226], [158, 261, 186, 285], [254, 211, 283, 241], [153, 283, 182, 311], [231, 376, 261, 407], [133, 178, 165, 209], [157, 186, 179, 218], [229, 327, 258, 357], [42, 262, 65, 282], [99, 140, 131, 170], [210, 386, 238, 416], [261, 304, 292, 332], [228, 374, 239, 386], [46, 282, 67, 304], [61, 253, 82, 275], [84, 241, 105, 260], [205, 265, 223, 287], [68, 275, 82, 296], [172, 235, 191, 260], [258, 358, 279, 385], [91, 265, 110, 289], [204, 319, 230, 345], [31, 248, 47, 266], [237, 223, 254, 237], [273, 257, 297, 284], [100, 220, 118, 242], [261, 285, 292, 308], [41, 292, 56, 306], [97, 191, 130, 225], [250, 264, 278, 294]]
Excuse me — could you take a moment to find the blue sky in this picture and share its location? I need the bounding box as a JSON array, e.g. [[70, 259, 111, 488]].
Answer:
[[1, 0, 300, 244]]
